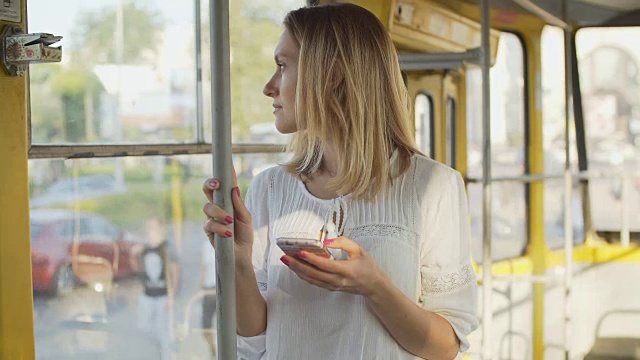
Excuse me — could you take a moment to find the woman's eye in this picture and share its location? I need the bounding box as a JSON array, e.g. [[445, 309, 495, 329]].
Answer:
[[278, 63, 285, 71]]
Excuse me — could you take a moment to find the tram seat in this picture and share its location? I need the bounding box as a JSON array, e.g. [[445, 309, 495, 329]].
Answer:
[[585, 310, 640, 360], [584, 338, 640, 359]]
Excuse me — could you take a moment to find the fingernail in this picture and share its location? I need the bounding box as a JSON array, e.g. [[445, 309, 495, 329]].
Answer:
[[297, 251, 307, 259], [224, 230, 233, 237], [233, 187, 241, 197], [323, 239, 334, 246], [225, 215, 234, 224], [209, 179, 219, 188], [280, 256, 290, 266]]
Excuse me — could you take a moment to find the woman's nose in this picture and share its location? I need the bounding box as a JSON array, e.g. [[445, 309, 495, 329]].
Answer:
[[263, 76, 277, 97]]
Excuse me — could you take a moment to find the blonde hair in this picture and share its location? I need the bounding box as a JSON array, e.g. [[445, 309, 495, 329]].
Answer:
[[282, 3, 420, 200]]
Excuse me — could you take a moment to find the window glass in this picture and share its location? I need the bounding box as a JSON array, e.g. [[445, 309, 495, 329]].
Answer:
[[28, 0, 301, 145], [56, 220, 76, 242], [29, 1, 194, 144], [576, 27, 640, 234], [30, 152, 290, 357], [30, 223, 46, 242], [79, 218, 98, 239], [415, 93, 434, 157], [202, 1, 300, 143], [541, 26, 584, 248], [466, 32, 527, 262]]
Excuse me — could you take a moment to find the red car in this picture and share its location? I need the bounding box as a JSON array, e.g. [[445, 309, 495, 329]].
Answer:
[[30, 209, 140, 296]]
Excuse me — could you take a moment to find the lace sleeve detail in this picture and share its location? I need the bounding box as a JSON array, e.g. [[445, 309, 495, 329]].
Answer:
[[420, 263, 475, 298]]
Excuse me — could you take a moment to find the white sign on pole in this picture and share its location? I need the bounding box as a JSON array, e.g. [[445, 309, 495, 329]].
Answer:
[[0, 0, 21, 23]]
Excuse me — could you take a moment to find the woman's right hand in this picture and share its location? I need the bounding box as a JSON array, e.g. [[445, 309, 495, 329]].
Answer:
[[202, 174, 254, 263]]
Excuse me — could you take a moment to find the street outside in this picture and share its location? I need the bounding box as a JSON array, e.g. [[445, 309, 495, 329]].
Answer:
[[33, 222, 216, 360]]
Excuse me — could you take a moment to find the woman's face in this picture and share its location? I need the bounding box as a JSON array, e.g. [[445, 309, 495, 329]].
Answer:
[[263, 30, 299, 134]]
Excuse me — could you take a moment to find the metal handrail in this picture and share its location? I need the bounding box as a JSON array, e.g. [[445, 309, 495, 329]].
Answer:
[[28, 143, 287, 159], [492, 274, 563, 285], [469, 169, 637, 249], [511, 0, 570, 29], [594, 309, 640, 339], [398, 48, 482, 70], [466, 173, 564, 183], [466, 170, 640, 183], [480, 0, 493, 359], [210, 0, 237, 357]]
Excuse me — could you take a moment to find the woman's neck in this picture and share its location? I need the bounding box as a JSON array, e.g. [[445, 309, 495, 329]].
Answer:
[[320, 143, 338, 178], [302, 142, 341, 200]]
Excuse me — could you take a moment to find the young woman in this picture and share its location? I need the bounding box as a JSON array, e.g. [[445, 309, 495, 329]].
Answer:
[[203, 3, 478, 359]]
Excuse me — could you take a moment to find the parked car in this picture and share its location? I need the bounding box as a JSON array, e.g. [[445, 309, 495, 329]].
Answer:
[[30, 209, 140, 296], [30, 175, 126, 208]]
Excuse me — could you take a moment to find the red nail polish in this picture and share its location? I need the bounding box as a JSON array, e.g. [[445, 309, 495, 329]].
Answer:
[[280, 256, 290, 266], [225, 215, 234, 224], [297, 251, 307, 258], [233, 187, 241, 197], [209, 179, 219, 188], [324, 239, 334, 246], [225, 230, 233, 237]]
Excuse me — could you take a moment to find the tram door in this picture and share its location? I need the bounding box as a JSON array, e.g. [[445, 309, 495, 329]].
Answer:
[[406, 71, 465, 172]]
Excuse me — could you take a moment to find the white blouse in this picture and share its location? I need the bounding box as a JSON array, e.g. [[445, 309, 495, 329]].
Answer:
[[239, 154, 478, 360]]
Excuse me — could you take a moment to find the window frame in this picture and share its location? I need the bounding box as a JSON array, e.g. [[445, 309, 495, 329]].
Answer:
[[446, 95, 456, 168], [415, 91, 435, 158], [465, 30, 530, 262]]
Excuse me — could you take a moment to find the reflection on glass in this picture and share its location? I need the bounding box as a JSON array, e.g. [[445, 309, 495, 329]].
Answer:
[[577, 27, 640, 233], [414, 93, 433, 157], [466, 33, 527, 261], [29, 1, 194, 144], [30, 153, 289, 359]]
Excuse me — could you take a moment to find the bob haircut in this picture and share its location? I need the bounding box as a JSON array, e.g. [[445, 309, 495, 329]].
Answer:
[[282, 3, 421, 200]]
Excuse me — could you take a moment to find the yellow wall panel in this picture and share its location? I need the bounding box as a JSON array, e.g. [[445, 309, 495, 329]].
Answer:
[[0, 2, 36, 358]]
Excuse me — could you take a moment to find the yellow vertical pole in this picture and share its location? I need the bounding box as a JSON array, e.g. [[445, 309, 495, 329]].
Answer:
[[0, 1, 36, 358], [437, 73, 447, 164], [457, 71, 468, 178], [524, 32, 548, 360], [170, 159, 183, 254]]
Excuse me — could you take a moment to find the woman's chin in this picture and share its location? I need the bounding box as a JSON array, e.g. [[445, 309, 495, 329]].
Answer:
[[274, 119, 297, 134]]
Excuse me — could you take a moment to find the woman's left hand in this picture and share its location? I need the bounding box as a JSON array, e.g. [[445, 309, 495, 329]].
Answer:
[[281, 236, 386, 298]]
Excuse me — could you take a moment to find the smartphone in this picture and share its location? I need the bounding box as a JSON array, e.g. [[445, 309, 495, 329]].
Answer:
[[276, 237, 333, 260]]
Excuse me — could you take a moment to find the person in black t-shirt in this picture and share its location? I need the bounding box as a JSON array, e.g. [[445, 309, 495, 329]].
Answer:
[[131, 216, 179, 360]]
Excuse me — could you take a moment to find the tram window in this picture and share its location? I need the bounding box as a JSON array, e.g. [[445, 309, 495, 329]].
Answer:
[[446, 96, 456, 168], [577, 27, 640, 235], [29, 151, 289, 357], [542, 26, 584, 248], [415, 93, 434, 157], [28, 0, 298, 146], [466, 32, 527, 262], [27, 0, 304, 356]]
